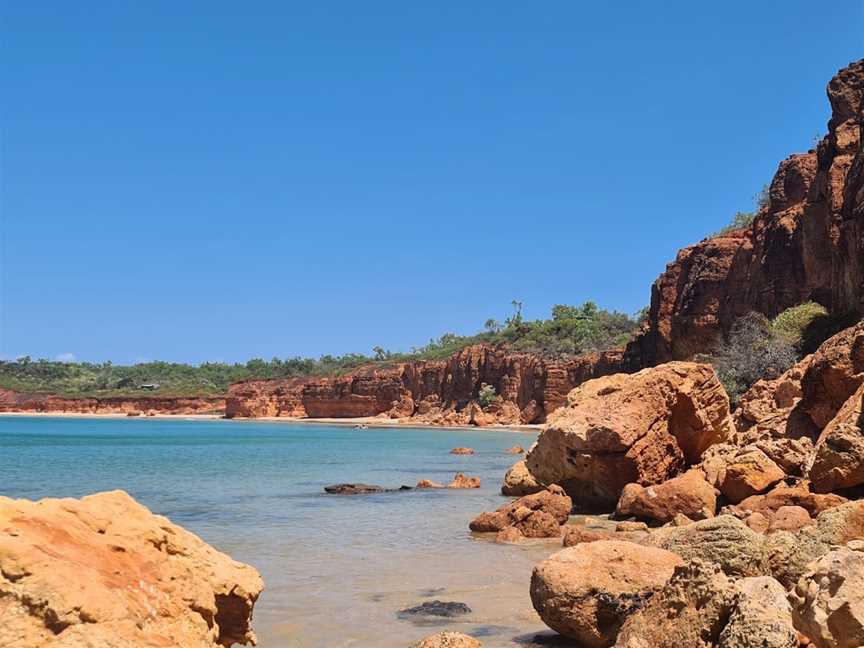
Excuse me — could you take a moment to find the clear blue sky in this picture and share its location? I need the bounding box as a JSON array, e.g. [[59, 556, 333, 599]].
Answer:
[[1, 2, 861, 364]]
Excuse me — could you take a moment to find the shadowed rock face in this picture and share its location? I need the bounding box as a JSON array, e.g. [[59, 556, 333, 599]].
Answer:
[[0, 490, 263, 648], [626, 59, 864, 368]]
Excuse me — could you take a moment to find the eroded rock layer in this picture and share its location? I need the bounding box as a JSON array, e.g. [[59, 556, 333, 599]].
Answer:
[[227, 345, 627, 424], [626, 59, 864, 367], [0, 388, 225, 416]]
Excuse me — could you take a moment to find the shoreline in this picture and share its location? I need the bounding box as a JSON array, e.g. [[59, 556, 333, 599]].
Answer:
[[0, 411, 542, 433]]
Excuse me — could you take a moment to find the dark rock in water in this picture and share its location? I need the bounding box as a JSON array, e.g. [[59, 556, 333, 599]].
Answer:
[[324, 483, 386, 494], [398, 600, 471, 619], [324, 483, 414, 495]]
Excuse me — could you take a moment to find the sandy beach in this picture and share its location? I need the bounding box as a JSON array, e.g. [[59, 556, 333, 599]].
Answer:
[[0, 410, 543, 433]]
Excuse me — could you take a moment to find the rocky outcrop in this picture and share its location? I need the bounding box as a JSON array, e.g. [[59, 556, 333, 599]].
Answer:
[[449, 447, 474, 455], [226, 345, 627, 423], [799, 321, 864, 428], [530, 540, 683, 647], [614, 559, 735, 648], [501, 459, 544, 496], [0, 490, 263, 648], [615, 561, 797, 648], [734, 483, 847, 518], [764, 500, 864, 587], [469, 486, 572, 539], [526, 362, 732, 511], [718, 447, 786, 503], [615, 469, 718, 523], [0, 388, 225, 416], [223, 377, 307, 418], [789, 546, 864, 648], [649, 515, 769, 578], [810, 381, 864, 493], [625, 59, 864, 368]]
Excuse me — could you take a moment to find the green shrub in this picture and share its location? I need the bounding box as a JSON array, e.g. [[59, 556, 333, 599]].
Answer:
[[0, 300, 641, 398], [478, 383, 497, 409], [771, 302, 829, 347], [717, 211, 756, 235], [712, 312, 797, 404]]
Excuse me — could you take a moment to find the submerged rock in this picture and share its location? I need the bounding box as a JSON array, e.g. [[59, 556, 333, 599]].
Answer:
[[450, 447, 475, 455], [323, 483, 412, 494], [399, 600, 472, 619], [469, 486, 572, 539], [0, 490, 263, 648], [448, 473, 480, 489], [416, 479, 447, 489]]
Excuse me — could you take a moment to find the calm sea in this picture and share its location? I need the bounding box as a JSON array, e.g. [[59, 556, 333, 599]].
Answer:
[[0, 416, 563, 648]]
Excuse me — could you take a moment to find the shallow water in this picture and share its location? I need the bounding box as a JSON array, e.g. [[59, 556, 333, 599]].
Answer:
[[0, 416, 570, 647]]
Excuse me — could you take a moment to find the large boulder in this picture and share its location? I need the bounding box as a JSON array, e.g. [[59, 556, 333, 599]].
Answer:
[[615, 469, 717, 523], [614, 559, 735, 648], [616, 561, 797, 648], [767, 505, 812, 533], [649, 515, 768, 577], [789, 546, 864, 648], [0, 490, 263, 648], [799, 320, 864, 429], [734, 483, 847, 518], [469, 485, 572, 538], [527, 362, 733, 511], [719, 447, 786, 503], [718, 577, 798, 648], [530, 540, 682, 647], [764, 500, 864, 587], [809, 382, 864, 492], [734, 355, 816, 440], [501, 459, 544, 496]]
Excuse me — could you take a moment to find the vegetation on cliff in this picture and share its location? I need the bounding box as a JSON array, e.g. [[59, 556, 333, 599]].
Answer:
[[0, 301, 639, 398], [708, 303, 861, 403]]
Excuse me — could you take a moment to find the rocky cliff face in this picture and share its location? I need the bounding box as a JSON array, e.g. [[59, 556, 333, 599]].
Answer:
[[626, 59, 864, 367], [226, 345, 627, 424], [0, 388, 225, 416]]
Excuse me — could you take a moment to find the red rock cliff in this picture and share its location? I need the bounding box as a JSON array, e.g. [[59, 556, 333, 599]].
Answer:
[[0, 388, 225, 416], [626, 59, 864, 367], [226, 345, 626, 424]]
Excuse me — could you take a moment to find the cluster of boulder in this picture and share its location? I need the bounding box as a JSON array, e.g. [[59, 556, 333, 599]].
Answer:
[[462, 318, 864, 647]]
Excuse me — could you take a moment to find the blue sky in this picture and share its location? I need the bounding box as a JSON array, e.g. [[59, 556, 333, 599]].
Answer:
[[1, 2, 862, 364]]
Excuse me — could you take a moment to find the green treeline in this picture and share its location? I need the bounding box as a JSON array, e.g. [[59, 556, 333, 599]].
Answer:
[[0, 301, 640, 398]]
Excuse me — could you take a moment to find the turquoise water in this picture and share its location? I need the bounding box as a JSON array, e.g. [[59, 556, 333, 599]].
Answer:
[[0, 416, 559, 648]]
